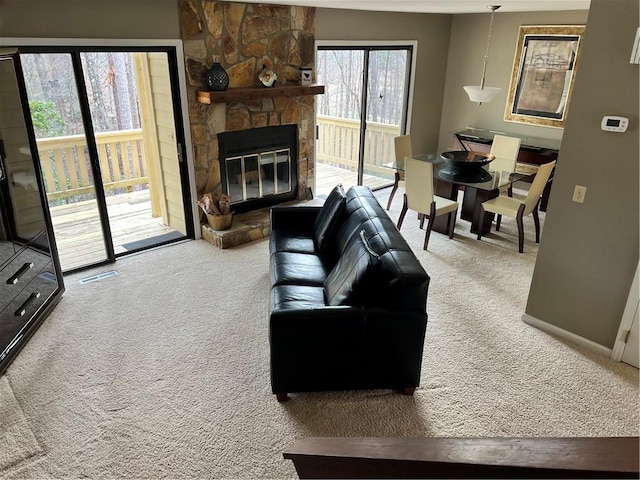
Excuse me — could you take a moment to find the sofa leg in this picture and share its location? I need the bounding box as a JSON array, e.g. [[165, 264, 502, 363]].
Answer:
[[275, 393, 289, 402], [402, 387, 416, 396]]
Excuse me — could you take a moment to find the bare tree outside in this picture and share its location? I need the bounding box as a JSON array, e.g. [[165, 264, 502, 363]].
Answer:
[[21, 51, 145, 203], [22, 53, 83, 136], [366, 50, 407, 126], [21, 52, 141, 136], [315, 46, 411, 194], [317, 48, 408, 126]]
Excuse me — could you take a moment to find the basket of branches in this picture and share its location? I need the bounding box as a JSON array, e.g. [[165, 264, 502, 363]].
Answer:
[[197, 192, 233, 231]]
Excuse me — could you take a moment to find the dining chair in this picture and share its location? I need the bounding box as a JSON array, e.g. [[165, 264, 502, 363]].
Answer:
[[397, 156, 459, 250], [386, 134, 412, 210], [489, 134, 521, 197], [476, 160, 556, 253]]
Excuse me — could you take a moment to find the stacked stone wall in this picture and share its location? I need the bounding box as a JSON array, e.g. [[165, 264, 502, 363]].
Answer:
[[180, 0, 316, 198]]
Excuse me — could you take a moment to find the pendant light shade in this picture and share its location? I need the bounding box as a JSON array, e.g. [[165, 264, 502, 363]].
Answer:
[[464, 5, 501, 105], [463, 85, 501, 103]]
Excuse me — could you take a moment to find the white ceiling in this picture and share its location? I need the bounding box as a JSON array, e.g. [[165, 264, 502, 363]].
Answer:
[[240, 0, 590, 14]]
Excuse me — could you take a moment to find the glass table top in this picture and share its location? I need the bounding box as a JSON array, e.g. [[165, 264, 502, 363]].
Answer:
[[383, 151, 538, 192]]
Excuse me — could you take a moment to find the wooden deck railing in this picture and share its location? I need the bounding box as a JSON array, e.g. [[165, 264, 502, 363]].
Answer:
[[316, 115, 400, 178], [36, 119, 394, 203], [36, 129, 148, 201]]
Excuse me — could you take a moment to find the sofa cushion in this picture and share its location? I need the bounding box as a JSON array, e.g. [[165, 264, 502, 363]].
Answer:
[[313, 184, 346, 252], [324, 229, 381, 306], [269, 233, 316, 256], [270, 251, 332, 287], [271, 284, 326, 312]]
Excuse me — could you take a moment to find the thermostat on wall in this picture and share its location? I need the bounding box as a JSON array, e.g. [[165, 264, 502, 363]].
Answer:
[[601, 115, 629, 132]]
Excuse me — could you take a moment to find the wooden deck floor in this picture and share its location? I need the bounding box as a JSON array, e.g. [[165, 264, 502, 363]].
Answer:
[[49, 189, 180, 272], [314, 162, 392, 197], [49, 162, 392, 272]]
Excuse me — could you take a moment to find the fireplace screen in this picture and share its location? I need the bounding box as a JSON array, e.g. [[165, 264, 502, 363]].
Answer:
[[224, 148, 291, 204], [217, 125, 298, 214]]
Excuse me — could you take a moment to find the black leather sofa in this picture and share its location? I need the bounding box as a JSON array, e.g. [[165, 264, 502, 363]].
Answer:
[[268, 185, 430, 401]]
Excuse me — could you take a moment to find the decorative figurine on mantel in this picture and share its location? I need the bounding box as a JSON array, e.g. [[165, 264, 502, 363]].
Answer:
[[205, 56, 229, 92], [258, 64, 277, 87]]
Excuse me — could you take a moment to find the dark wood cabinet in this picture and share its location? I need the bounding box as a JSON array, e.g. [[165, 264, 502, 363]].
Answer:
[[453, 128, 560, 211], [0, 53, 64, 376]]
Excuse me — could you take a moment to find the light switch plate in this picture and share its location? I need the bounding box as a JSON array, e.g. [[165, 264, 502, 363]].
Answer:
[[572, 185, 587, 203]]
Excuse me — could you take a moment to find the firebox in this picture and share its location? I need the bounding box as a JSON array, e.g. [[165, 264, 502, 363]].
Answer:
[[217, 125, 298, 214]]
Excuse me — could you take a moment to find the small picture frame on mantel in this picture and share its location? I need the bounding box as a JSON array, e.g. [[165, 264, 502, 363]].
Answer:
[[299, 67, 312, 86]]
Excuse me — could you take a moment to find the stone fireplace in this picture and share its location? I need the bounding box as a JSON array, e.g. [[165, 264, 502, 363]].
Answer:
[[180, 0, 317, 216]]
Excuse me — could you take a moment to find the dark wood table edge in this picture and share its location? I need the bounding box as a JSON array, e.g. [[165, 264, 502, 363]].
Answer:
[[283, 436, 640, 479]]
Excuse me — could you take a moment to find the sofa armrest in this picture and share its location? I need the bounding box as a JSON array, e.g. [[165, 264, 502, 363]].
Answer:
[[270, 205, 320, 231], [269, 306, 366, 394]]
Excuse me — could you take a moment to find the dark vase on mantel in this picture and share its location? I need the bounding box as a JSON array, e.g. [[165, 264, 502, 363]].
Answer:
[[205, 62, 229, 92]]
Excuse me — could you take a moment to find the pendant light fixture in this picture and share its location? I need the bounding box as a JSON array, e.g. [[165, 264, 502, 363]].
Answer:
[[464, 5, 501, 105]]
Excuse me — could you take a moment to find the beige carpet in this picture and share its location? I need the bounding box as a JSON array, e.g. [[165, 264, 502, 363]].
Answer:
[[1, 189, 638, 479], [0, 377, 42, 472]]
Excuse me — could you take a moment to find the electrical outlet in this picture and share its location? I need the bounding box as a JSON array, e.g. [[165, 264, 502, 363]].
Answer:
[[572, 185, 587, 203], [301, 120, 308, 131]]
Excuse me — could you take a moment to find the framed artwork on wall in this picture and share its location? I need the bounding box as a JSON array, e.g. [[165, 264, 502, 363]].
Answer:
[[504, 25, 585, 129]]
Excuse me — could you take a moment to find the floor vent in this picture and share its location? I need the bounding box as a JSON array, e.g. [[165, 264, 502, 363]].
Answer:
[[78, 270, 119, 284]]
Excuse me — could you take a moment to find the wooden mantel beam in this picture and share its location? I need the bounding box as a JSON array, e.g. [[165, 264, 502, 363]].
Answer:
[[196, 84, 325, 104]]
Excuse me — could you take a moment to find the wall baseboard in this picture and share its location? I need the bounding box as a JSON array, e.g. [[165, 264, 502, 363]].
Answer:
[[521, 314, 613, 358]]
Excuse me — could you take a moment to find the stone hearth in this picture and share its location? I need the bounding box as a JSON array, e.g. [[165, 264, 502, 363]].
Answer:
[[200, 197, 323, 249], [200, 207, 271, 249]]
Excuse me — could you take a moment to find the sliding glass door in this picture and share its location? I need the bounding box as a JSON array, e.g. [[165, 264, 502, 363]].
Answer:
[[21, 52, 109, 270], [316, 44, 412, 196], [18, 47, 192, 273], [362, 49, 411, 189]]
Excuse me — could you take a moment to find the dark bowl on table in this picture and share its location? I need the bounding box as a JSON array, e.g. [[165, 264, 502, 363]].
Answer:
[[440, 150, 495, 170]]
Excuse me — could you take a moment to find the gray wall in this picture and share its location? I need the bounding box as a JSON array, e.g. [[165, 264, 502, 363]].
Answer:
[[438, 9, 588, 150], [315, 8, 452, 156], [526, 0, 639, 348], [0, 0, 181, 39]]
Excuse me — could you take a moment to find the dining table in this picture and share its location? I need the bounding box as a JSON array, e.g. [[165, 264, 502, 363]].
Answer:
[[383, 151, 539, 236]]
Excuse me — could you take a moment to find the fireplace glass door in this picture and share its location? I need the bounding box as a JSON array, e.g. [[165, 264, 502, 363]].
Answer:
[[218, 125, 297, 214], [224, 149, 291, 204]]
